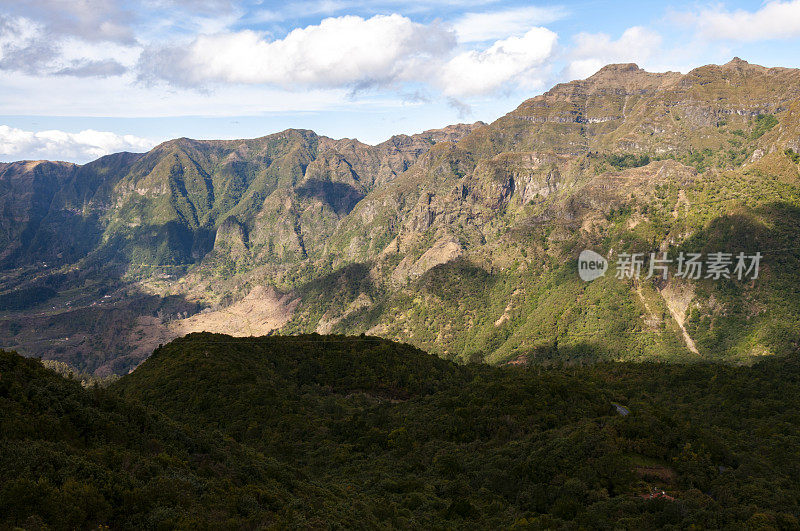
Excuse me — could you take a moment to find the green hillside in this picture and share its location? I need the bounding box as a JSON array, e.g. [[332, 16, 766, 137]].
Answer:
[[6, 333, 798, 528], [0, 344, 377, 529]]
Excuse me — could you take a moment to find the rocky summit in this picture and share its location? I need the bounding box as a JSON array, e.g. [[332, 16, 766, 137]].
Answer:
[[2, 59, 800, 376]]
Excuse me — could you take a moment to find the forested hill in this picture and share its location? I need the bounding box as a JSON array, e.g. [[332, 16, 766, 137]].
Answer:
[[3, 333, 800, 528]]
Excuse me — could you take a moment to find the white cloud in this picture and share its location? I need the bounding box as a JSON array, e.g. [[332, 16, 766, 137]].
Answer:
[[137, 14, 455, 89], [0, 15, 57, 74], [452, 5, 566, 42], [565, 26, 662, 80], [0, 15, 40, 47], [0, 15, 135, 77], [58, 36, 141, 67], [2, 0, 136, 43], [440, 26, 557, 96], [684, 0, 800, 42], [0, 125, 155, 163], [54, 59, 127, 77]]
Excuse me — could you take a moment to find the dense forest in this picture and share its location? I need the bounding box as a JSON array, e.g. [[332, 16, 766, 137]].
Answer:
[[2, 333, 800, 528]]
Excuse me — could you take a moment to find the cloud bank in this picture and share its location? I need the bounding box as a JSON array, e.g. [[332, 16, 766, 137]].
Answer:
[[0, 126, 155, 163]]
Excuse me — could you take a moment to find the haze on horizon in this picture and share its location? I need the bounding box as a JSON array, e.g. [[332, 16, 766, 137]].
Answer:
[[1, 0, 800, 163]]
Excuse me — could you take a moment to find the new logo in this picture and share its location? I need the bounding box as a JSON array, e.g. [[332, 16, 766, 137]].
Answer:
[[578, 249, 608, 281]]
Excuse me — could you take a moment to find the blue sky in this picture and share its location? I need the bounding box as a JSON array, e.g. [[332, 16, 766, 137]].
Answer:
[[1, 0, 800, 162]]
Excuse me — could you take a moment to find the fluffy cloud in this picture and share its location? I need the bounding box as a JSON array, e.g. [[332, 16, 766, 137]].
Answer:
[[440, 26, 557, 96], [137, 14, 455, 89], [0, 126, 155, 163], [452, 6, 566, 43], [565, 26, 662, 80], [685, 1, 800, 42], [137, 14, 561, 97]]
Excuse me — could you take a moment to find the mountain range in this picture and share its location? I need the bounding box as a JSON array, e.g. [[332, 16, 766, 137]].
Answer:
[[2, 58, 800, 376]]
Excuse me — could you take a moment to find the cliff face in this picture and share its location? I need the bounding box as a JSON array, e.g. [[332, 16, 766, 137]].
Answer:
[[2, 60, 800, 373]]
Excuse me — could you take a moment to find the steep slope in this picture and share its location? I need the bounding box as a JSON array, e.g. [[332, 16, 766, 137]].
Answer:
[[0, 160, 78, 267]]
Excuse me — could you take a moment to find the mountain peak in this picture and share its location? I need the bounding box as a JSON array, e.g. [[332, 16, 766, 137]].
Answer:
[[726, 57, 750, 67], [527, 62, 680, 104], [579, 62, 681, 90], [591, 63, 642, 76]]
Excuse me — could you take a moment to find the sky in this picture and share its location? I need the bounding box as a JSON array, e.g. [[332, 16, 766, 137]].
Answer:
[[1, 0, 800, 163]]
